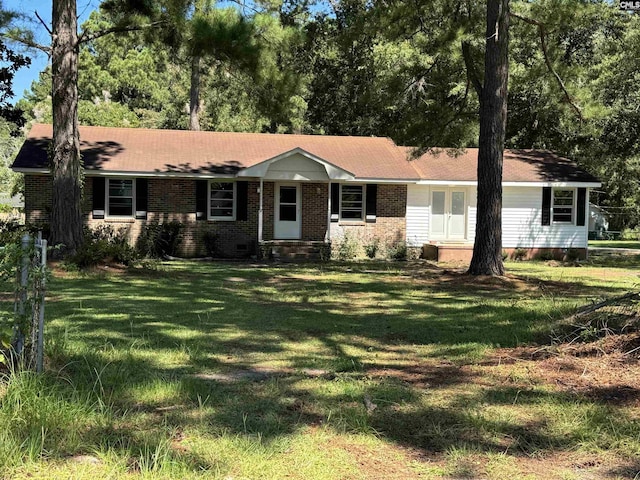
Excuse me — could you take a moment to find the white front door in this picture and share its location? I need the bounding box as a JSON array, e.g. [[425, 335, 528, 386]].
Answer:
[[274, 183, 301, 239], [431, 189, 467, 240], [448, 190, 466, 239]]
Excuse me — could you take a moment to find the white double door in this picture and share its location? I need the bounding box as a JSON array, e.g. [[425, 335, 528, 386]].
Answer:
[[431, 189, 467, 240]]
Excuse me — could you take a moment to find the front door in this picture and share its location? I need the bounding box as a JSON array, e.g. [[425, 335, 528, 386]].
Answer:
[[431, 189, 467, 240], [274, 183, 301, 239]]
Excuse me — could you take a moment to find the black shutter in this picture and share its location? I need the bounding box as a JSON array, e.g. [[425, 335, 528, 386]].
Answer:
[[92, 177, 105, 219], [135, 178, 148, 219], [196, 180, 208, 221], [542, 187, 551, 226], [331, 183, 340, 222], [365, 184, 377, 222], [236, 181, 248, 221], [576, 187, 586, 226]]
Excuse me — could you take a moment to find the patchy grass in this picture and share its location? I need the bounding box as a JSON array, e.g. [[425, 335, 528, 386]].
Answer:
[[1, 258, 640, 479]]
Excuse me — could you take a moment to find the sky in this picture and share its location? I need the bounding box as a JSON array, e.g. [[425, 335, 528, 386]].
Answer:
[[4, 0, 100, 103]]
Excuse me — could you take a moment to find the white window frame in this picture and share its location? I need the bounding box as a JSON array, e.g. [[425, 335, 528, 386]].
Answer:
[[208, 180, 237, 221], [106, 178, 135, 218], [552, 188, 576, 224], [339, 184, 365, 221]]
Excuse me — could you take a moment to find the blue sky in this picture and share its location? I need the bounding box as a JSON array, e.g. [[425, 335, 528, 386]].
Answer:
[[5, 0, 100, 102]]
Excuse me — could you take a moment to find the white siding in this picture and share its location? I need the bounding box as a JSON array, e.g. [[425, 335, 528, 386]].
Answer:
[[405, 185, 589, 249], [264, 153, 329, 181], [406, 184, 430, 246], [501, 186, 587, 248]]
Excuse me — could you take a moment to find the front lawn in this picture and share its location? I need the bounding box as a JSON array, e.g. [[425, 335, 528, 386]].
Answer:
[[1, 259, 639, 479], [589, 240, 640, 250]]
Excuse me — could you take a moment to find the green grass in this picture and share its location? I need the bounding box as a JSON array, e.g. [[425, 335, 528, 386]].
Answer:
[[589, 240, 640, 249], [1, 259, 640, 479]]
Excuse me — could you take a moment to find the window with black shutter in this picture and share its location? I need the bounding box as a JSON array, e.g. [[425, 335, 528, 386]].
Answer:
[[195, 180, 208, 221], [541, 187, 551, 226], [135, 178, 148, 219], [365, 184, 377, 222], [330, 183, 339, 222], [576, 188, 586, 227], [92, 177, 105, 219]]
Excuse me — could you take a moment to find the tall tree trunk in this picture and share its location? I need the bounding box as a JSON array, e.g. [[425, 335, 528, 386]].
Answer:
[[50, 0, 83, 256], [468, 0, 510, 276], [189, 55, 201, 131]]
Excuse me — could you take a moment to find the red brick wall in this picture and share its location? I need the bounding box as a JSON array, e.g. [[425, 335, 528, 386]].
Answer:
[[301, 183, 328, 241], [24, 175, 52, 224], [25, 175, 261, 257], [331, 184, 407, 247], [24, 175, 408, 258]]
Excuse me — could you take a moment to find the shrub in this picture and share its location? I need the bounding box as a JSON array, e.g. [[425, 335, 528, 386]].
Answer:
[[564, 248, 581, 262], [71, 225, 138, 267], [0, 219, 24, 245], [513, 248, 528, 261], [334, 231, 360, 260], [137, 221, 183, 258], [536, 250, 555, 261], [387, 241, 407, 260], [364, 237, 380, 259]]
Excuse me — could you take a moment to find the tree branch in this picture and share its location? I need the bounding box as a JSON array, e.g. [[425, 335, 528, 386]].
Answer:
[[34, 10, 52, 36], [511, 12, 585, 122], [461, 40, 483, 98], [77, 20, 165, 45], [1, 32, 51, 54]]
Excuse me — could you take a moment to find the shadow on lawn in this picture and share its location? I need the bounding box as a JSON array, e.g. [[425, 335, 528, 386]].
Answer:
[[32, 260, 640, 473]]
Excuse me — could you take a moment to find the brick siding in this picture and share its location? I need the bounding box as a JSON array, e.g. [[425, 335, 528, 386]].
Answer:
[[24, 175, 408, 258], [330, 184, 407, 247]]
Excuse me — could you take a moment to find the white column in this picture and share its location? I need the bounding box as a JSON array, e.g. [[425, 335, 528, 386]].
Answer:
[[258, 178, 264, 243], [326, 182, 331, 242]]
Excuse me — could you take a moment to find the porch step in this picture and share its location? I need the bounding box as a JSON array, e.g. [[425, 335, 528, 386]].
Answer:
[[260, 241, 330, 261]]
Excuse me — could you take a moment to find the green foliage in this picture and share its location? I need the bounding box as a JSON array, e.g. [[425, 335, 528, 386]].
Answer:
[[70, 225, 139, 268], [363, 237, 380, 259], [512, 248, 528, 261], [136, 221, 184, 258], [0, 232, 48, 368], [536, 250, 556, 262], [564, 248, 581, 262], [0, 118, 25, 197], [334, 231, 360, 260], [386, 241, 407, 261], [0, 218, 24, 246]]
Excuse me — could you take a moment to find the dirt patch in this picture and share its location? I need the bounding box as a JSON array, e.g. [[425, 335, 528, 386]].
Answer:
[[367, 361, 473, 389], [489, 331, 640, 407], [319, 434, 424, 480]]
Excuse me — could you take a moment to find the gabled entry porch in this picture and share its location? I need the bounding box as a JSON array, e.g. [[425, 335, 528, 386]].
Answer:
[[237, 148, 356, 257]]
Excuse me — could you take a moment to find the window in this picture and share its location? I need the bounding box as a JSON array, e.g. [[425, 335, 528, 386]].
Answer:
[[552, 188, 574, 223], [340, 185, 364, 220], [209, 181, 236, 220], [107, 179, 134, 217]]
